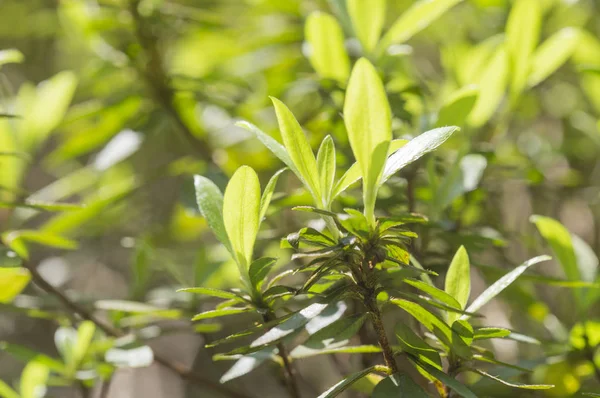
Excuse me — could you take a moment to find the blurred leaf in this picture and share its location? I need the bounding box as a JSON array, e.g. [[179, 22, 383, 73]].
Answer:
[[344, 58, 391, 225], [445, 245, 470, 324], [569, 321, 600, 349], [294, 314, 366, 351], [67, 321, 95, 376], [0, 379, 19, 398], [317, 366, 378, 398], [259, 168, 286, 222], [0, 49, 24, 66], [194, 175, 232, 257], [2, 230, 77, 259], [305, 12, 350, 83], [461, 255, 551, 319], [92, 129, 143, 171], [0, 200, 83, 212], [0, 342, 65, 374], [20, 361, 49, 398], [192, 307, 251, 321], [347, 0, 385, 54], [470, 368, 553, 390], [473, 327, 511, 340], [528, 28, 580, 87], [379, 0, 463, 50], [0, 267, 30, 303], [436, 85, 479, 127], [316, 136, 336, 206], [95, 300, 181, 318], [372, 373, 428, 397], [383, 126, 459, 182], [505, 0, 541, 99], [178, 287, 241, 300], [105, 346, 154, 368], [270, 97, 322, 203], [468, 46, 508, 127], [220, 348, 276, 383]]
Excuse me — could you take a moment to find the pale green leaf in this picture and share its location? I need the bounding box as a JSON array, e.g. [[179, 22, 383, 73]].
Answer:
[[382, 127, 459, 182], [445, 245, 470, 324], [530, 215, 579, 282], [0, 267, 30, 304], [403, 279, 461, 311], [70, 321, 95, 373], [270, 97, 322, 203], [505, 0, 541, 99], [0, 49, 24, 66], [0, 379, 19, 398], [471, 368, 554, 390], [305, 12, 350, 83], [461, 255, 551, 319], [223, 166, 261, 273], [20, 361, 49, 398], [436, 85, 479, 127], [177, 287, 241, 300], [372, 374, 429, 397], [473, 327, 511, 340], [347, 0, 386, 54], [194, 175, 233, 256], [192, 307, 251, 321], [317, 366, 378, 398], [290, 345, 380, 359], [2, 230, 77, 259], [528, 28, 580, 87], [343, 58, 391, 224], [259, 168, 286, 222], [379, 0, 463, 50], [291, 314, 366, 356], [249, 257, 278, 290], [316, 136, 337, 206]]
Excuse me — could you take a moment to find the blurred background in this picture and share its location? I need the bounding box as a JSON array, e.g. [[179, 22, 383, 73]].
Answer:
[[1, 0, 600, 396]]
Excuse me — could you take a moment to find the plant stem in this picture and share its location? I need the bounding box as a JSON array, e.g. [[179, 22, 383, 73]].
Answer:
[[366, 296, 399, 374], [263, 311, 301, 398], [23, 260, 252, 398]]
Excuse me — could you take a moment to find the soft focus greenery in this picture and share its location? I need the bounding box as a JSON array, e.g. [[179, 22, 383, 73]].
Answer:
[[1, 0, 600, 397]]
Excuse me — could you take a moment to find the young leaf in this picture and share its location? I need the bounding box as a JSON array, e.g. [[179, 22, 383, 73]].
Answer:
[[344, 58, 391, 225], [379, 0, 463, 50], [505, 0, 541, 99], [347, 0, 386, 54], [445, 245, 470, 324], [270, 97, 322, 202], [223, 166, 261, 273], [372, 374, 429, 397], [194, 175, 232, 255], [259, 168, 286, 222], [305, 12, 350, 83], [382, 126, 459, 182], [470, 368, 554, 390], [528, 28, 580, 87], [249, 257, 278, 290], [178, 287, 241, 300], [316, 136, 337, 206], [461, 255, 551, 319], [317, 366, 378, 398], [0, 267, 31, 303], [436, 86, 479, 127]]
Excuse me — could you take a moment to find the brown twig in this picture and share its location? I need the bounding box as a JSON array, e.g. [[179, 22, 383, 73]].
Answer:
[[24, 261, 252, 398]]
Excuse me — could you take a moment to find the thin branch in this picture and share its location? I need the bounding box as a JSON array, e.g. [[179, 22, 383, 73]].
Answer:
[[24, 261, 252, 398]]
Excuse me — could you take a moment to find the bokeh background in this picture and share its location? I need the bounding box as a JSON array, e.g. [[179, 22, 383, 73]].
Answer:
[[1, 0, 600, 397]]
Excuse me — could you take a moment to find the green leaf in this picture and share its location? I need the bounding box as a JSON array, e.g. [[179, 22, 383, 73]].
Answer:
[[528, 28, 580, 87], [2, 230, 77, 259], [259, 168, 286, 222], [0, 200, 83, 212], [461, 255, 551, 319], [192, 307, 251, 321], [331, 139, 407, 199], [403, 279, 461, 311], [409, 358, 477, 398], [0, 49, 24, 67], [305, 12, 350, 83], [467, 45, 509, 127], [0, 342, 65, 374], [270, 97, 322, 203], [473, 327, 511, 340], [470, 368, 554, 390], [0, 379, 19, 398], [20, 361, 49, 398], [220, 348, 276, 383], [316, 136, 337, 207], [290, 345, 380, 359], [445, 245, 470, 324], [177, 287, 241, 300], [394, 323, 442, 370], [69, 321, 95, 374], [379, 0, 463, 50], [436, 86, 479, 127], [249, 257, 278, 290], [382, 126, 459, 182], [194, 175, 232, 256], [0, 267, 30, 304], [344, 58, 391, 225], [372, 374, 429, 397], [530, 215, 579, 281], [292, 314, 366, 354], [317, 366, 378, 398], [347, 0, 386, 54], [505, 0, 541, 99], [223, 166, 261, 276]]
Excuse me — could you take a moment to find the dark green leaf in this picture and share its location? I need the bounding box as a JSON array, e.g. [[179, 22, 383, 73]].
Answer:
[[372, 374, 429, 398]]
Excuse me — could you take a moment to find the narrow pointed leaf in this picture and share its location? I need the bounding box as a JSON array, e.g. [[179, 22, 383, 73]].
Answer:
[[437, 86, 479, 127], [445, 246, 470, 324], [530, 215, 579, 281], [403, 279, 461, 310], [0, 380, 19, 398], [395, 323, 442, 370], [259, 168, 286, 222], [194, 175, 232, 255], [177, 287, 241, 300], [528, 28, 580, 87], [192, 307, 251, 321], [223, 166, 261, 271], [317, 366, 378, 398], [470, 368, 554, 390], [473, 327, 511, 340], [382, 127, 459, 182], [461, 255, 551, 319], [317, 136, 336, 206], [347, 0, 386, 53], [20, 361, 49, 398], [249, 257, 278, 289], [220, 348, 276, 383], [409, 358, 477, 398], [290, 345, 380, 359], [305, 12, 350, 83], [0, 267, 31, 303], [372, 373, 429, 397]]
